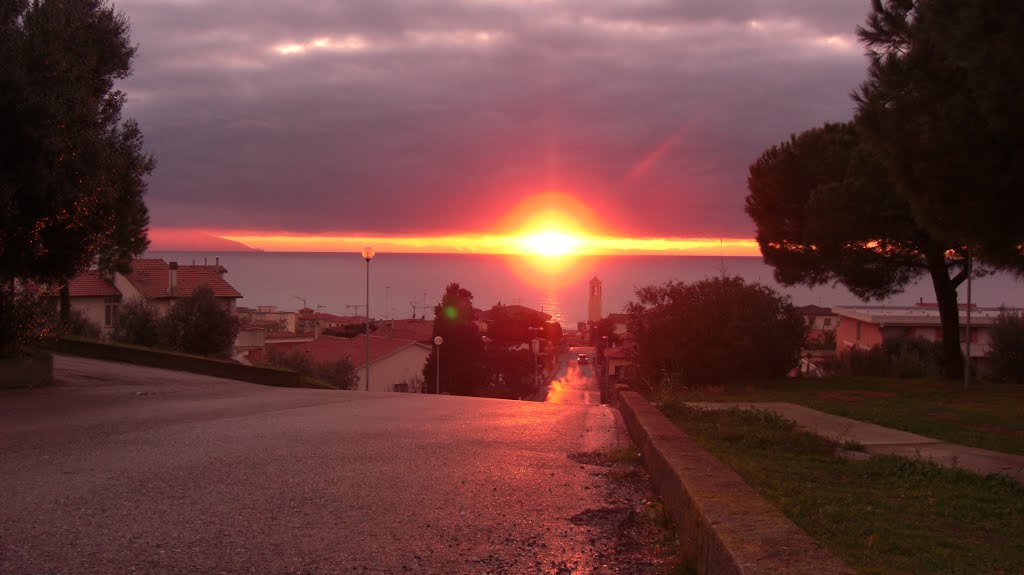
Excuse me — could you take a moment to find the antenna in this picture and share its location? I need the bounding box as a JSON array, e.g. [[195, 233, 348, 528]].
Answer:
[[291, 295, 307, 309], [316, 305, 326, 313], [345, 304, 367, 317]]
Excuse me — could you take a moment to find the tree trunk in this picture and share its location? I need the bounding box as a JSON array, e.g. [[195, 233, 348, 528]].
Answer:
[[925, 249, 964, 379], [60, 283, 71, 326]]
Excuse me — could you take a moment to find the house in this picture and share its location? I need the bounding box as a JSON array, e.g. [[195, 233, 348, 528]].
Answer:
[[798, 305, 839, 332], [605, 344, 633, 380], [113, 258, 242, 316], [237, 305, 296, 333], [266, 334, 431, 392], [295, 309, 363, 335], [63, 271, 123, 336], [61, 258, 243, 334], [831, 304, 1022, 373], [798, 304, 839, 348]]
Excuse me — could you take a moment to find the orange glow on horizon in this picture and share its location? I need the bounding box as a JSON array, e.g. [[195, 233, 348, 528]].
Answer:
[[185, 229, 759, 256], [153, 194, 760, 257]]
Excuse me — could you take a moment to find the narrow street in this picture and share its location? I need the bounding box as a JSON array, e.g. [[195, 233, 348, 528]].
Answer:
[[543, 347, 602, 406]]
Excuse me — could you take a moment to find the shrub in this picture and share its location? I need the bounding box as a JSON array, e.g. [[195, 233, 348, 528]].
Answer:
[[0, 282, 54, 357], [63, 308, 102, 339], [264, 347, 315, 375], [159, 285, 239, 358], [988, 311, 1024, 384], [840, 336, 941, 378], [627, 276, 807, 390], [316, 357, 357, 390], [263, 347, 357, 390], [112, 297, 160, 347]]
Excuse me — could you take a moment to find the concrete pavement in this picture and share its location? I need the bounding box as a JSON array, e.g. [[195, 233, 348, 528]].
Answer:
[[686, 401, 1024, 482], [1, 355, 648, 574]]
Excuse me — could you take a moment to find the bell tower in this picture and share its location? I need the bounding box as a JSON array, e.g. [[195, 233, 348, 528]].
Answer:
[[588, 276, 602, 323]]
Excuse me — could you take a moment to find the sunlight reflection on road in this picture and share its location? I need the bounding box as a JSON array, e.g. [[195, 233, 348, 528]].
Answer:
[[545, 351, 601, 405]]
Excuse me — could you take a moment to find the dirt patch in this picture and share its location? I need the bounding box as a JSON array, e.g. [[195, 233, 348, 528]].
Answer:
[[566, 449, 685, 574], [817, 390, 896, 403]]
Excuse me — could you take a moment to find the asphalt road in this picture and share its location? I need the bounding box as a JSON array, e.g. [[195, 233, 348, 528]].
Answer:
[[544, 348, 601, 406], [1, 356, 637, 574]]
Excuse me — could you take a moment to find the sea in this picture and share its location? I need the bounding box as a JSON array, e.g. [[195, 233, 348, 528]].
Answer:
[[150, 251, 1024, 328]]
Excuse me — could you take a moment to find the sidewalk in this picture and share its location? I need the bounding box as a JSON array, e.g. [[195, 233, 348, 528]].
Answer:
[[686, 402, 1024, 483]]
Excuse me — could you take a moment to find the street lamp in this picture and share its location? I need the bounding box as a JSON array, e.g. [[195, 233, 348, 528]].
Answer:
[[361, 247, 375, 391], [433, 336, 443, 394]]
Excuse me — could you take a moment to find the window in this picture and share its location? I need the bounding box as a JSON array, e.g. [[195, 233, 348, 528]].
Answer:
[[104, 302, 119, 328], [823, 318, 832, 327]]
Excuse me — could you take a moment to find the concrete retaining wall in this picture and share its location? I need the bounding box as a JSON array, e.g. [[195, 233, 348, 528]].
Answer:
[[51, 337, 307, 389], [615, 386, 854, 575]]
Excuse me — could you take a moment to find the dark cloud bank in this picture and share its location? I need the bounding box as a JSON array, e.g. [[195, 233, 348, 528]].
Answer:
[[119, 0, 871, 238]]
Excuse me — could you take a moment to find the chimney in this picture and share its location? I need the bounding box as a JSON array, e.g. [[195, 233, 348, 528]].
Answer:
[[215, 256, 220, 267], [168, 262, 178, 296]]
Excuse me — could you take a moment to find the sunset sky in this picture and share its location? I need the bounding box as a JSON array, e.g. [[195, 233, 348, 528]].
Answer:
[[120, 0, 871, 255]]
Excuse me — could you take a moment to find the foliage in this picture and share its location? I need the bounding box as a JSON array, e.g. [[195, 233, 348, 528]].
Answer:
[[745, 122, 969, 378], [486, 347, 535, 399], [856, 0, 1024, 272], [316, 356, 357, 390], [660, 401, 1024, 575], [805, 330, 836, 351], [264, 346, 315, 375], [626, 276, 806, 390], [263, 346, 357, 390], [988, 311, 1024, 384], [0, 0, 154, 284], [423, 282, 486, 395], [0, 281, 54, 356], [484, 302, 549, 344], [62, 308, 101, 339], [1, 0, 153, 336], [159, 285, 239, 358], [111, 297, 160, 347]]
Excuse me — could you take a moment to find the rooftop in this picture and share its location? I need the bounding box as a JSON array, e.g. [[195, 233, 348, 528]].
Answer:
[[64, 271, 121, 298], [831, 305, 1021, 326], [124, 258, 242, 299], [268, 335, 428, 368]]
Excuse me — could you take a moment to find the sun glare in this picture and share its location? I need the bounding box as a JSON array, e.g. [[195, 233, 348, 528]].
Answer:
[[521, 230, 580, 257]]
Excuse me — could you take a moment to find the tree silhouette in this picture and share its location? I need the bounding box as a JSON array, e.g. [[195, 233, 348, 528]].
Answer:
[[746, 122, 970, 378]]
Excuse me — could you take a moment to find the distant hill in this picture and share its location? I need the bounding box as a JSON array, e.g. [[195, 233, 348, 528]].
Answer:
[[148, 228, 262, 252]]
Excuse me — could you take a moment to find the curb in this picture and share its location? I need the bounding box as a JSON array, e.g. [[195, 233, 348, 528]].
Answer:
[[614, 385, 854, 575]]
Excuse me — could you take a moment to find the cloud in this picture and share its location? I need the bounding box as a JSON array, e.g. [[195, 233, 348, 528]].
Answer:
[[117, 0, 871, 238]]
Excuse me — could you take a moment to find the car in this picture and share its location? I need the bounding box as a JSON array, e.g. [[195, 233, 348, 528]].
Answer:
[[577, 354, 589, 365]]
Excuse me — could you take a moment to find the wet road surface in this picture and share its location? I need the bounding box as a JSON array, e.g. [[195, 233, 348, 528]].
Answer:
[[1, 356, 646, 574], [544, 347, 602, 406]]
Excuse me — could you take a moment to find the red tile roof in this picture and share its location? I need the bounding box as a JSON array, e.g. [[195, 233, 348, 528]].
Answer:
[[65, 271, 121, 298], [268, 335, 427, 368], [297, 312, 362, 324], [384, 319, 434, 342], [124, 258, 242, 299]]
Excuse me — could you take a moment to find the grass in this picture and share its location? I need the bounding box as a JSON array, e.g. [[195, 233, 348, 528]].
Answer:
[[659, 401, 1024, 575], [653, 376, 1024, 455]]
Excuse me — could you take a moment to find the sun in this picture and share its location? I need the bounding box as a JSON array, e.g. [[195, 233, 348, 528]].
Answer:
[[521, 230, 580, 257]]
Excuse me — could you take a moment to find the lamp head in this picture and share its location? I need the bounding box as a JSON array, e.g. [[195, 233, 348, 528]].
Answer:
[[361, 247, 376, 261], [433, 336, 443, 346]]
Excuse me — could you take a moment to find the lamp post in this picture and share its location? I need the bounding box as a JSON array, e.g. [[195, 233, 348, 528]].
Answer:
[[361, 247, 375, 391], [433, 336, 443, 394]]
